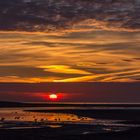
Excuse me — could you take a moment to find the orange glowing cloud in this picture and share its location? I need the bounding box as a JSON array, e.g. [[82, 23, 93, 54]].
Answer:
[[39, 65, 92, 75]]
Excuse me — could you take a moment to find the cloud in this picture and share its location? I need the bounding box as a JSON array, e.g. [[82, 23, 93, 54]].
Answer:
[[39, 65, 92, 75], [53, 69, 140, 82], [0, 65, 93, 82], [0, 0, 140, 32], [0, 25, 140, 82], [53, 75, 101, 82]]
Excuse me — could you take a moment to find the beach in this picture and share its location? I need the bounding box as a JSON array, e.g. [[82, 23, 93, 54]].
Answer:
[[0, 102, 140, 140]]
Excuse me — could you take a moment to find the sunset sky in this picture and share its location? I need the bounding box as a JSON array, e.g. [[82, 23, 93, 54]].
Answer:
[[0, 0, 140, 102]]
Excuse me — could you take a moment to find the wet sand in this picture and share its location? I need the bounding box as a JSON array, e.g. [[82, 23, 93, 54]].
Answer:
[[27, 108, 140, 121], [0, 102, 140, 140], [0, 125, 140, 140]]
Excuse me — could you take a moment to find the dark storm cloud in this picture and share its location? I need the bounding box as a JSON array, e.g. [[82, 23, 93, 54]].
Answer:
[[0, 0, 140, 32]]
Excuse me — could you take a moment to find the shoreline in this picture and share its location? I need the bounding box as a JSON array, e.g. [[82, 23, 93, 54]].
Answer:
[[26, 108, 140, 121], [1, 101, 140, 108]]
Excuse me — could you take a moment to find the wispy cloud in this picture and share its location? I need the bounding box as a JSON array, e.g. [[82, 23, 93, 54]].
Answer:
[[0, 0, 140, 82], [0, 30, 140, 82], [39, 65, 92, 75]]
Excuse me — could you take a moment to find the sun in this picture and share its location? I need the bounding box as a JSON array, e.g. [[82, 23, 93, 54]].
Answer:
[[49, 94, 58, 100]]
